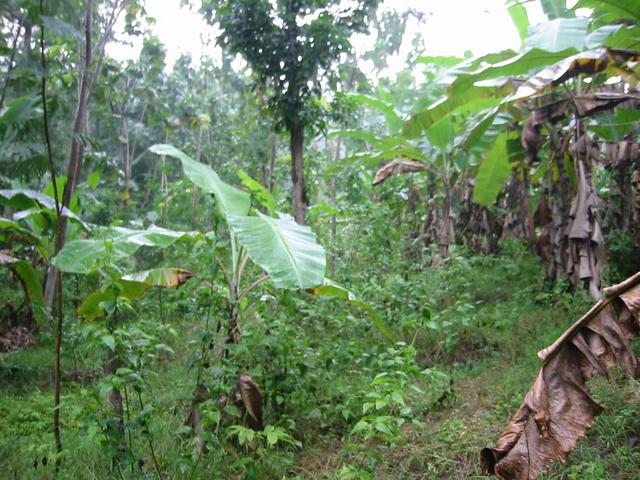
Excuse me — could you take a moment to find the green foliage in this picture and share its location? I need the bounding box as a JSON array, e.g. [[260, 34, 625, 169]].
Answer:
[[149, 144, 251, 218], [473, 133, 514, 206], [1, 2, 639, 479], [228, 212, 325, 289], [525, 18, 589, 51], [201, 0, 380, 129], [53, 225, 196, 274]]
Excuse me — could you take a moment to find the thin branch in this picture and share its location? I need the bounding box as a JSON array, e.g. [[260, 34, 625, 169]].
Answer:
[[40, 0, 64, 465], [135, 390, 162, 479], [39, 8, 60, 217], [236, 251, 250, 285], [238, 274, 270, 300], [86, 0, 126, 97], [216, 260, 232, 288]]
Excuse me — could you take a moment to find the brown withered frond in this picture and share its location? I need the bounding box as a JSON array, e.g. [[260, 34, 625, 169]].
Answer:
[[373, 159, 428, 186], [481, 272, 640, 479]]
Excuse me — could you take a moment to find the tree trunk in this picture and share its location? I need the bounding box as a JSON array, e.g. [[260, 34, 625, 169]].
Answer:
[[119, 87, 130, 211], [267, 134, 277, 192], [43, 0, 95, 310], [105, 328, 125, 456], [43, 0, 124, 310], [289, 123, 307, 225]]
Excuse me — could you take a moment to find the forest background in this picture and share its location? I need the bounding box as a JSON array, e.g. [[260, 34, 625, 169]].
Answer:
[[1, 0, 639, 478]]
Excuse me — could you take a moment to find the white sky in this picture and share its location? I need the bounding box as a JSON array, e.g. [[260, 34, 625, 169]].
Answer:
[[107, 0, 547, 77]]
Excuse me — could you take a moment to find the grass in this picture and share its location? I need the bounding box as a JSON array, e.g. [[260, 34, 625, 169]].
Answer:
[[2, 246, 640, 479]]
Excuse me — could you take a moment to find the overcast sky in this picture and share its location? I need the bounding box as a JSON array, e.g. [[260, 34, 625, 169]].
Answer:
[[107, 0, 549, 77]]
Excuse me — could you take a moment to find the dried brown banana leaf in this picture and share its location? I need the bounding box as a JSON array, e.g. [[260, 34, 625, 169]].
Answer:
[[373, 159, 428, 186], [481, 271, 640, 479]]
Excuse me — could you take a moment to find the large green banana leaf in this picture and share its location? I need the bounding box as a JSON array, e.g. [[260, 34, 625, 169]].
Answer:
[[507, 0, 529, 45], [53, 225, 196, 274], [228, 212, 326, 290], [78, 268, 194, 321], [525, 18, 589, 52], [404, 48, 578, 138], [148, 144, 250, 218], [349, 94, 404, 135], [0, 189, 88, 229], [0, 216, 40, 244], [473, 133, 513, 207]]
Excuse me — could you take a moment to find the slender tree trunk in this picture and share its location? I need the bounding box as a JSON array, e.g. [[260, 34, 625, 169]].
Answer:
[[119, 81, 130, 210], [43, 0, 124, 310], [329, 136, 340, 276], [289, 123, 307, 224], [43, 1, 94, 310], [105, 317, 124, 456], [226, 277, 240, 348], [161, 131, 169, 194], [267, 134, 277, 192], [39, 0, 63, 463], [192, 127, 204, 221]]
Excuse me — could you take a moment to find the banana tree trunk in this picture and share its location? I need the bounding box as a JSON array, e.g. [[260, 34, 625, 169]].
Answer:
[[433, 176, 454, 267]]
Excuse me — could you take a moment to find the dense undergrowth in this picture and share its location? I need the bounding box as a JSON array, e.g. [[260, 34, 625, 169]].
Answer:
[[2, 239, 639, 479]]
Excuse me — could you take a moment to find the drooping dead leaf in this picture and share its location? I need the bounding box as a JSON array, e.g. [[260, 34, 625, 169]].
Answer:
[[604, 141, 639, 168], [521, 113, 545, 164], [573, 92, 640, 117], [481, 271, 640, 479], [373, 159, 428, 186], [567, 141, 605, 300], [511, 50, 609, 101], [236, 374, 263, 431]]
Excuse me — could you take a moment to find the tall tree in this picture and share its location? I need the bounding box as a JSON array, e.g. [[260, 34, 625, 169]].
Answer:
[[43, 0, 128, 308], [201, 0, 380, 224]]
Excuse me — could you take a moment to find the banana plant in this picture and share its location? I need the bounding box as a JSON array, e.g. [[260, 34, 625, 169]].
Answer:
[[149, 144, 327, 346], [148, 144, 396, 442], [52, 224, 197, 457], [405, 1, 639, 206]]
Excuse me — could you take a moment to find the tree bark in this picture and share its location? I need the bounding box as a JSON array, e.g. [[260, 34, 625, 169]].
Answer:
[[289, 123, 307, 224]]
